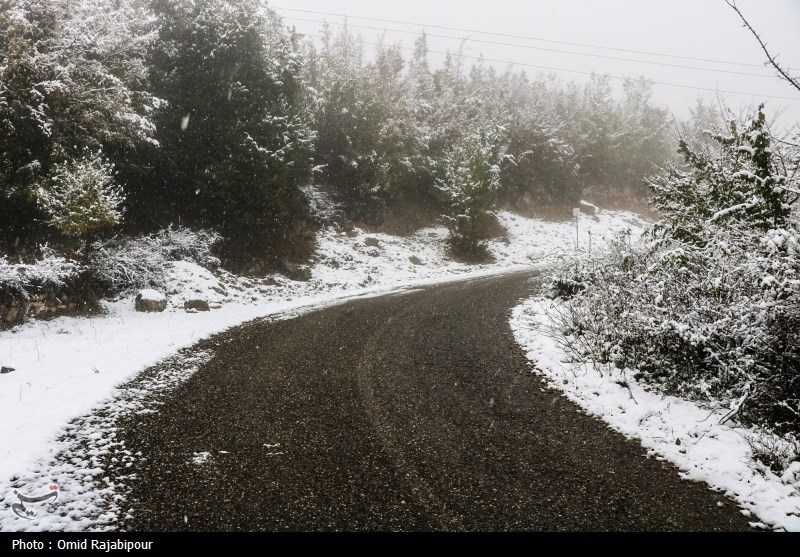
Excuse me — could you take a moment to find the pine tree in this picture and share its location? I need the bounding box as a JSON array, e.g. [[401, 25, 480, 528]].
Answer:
[[650, 104, 791, 245], [146, 0, 314, 267], [37, 151, 124, 259]]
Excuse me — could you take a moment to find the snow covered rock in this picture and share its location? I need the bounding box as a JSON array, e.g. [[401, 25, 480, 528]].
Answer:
[[184, 299, 210, 312], [579, 200, 598, 216], [134, 289, 167, 312], [281, 261, 312, 282]]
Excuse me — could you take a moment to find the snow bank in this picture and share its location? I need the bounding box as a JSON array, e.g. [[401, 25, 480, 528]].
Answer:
[[509, 298, 800, 532]]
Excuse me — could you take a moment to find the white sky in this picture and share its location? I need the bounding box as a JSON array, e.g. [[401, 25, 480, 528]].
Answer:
[[269, 0, 800, 132]]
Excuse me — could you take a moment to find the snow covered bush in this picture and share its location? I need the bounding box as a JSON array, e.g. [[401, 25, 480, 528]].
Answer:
[[0, 248, 82, 300], [91, 228, 221, 293], [545, 105, 800, 445], [0, 247, 85, 327]]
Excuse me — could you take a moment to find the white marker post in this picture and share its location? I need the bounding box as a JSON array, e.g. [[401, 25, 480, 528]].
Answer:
[[573, 207, 580, 250]]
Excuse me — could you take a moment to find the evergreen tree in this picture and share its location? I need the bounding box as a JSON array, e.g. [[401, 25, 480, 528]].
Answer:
[[37, 151, 124, 259], [614, 77, 672, 194], [0, 0, 156, 250], [145, 0, 314, 267], [435, 126, 505, 256], [650, 104, 791, 245]]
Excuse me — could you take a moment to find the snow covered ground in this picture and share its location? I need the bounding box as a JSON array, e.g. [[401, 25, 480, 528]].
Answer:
[[0, 207, 646, 531], [510, 298, 800, 532]]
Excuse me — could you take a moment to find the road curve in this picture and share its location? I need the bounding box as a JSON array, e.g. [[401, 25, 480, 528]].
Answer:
[[116, 271, 751, 531]]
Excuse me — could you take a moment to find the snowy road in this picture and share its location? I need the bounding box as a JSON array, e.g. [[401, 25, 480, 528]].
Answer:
[[111, 270, 750, 531]]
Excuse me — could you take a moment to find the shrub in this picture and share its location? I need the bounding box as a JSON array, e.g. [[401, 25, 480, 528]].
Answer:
[[90, 227, 221, 293], [544, 106, 800, 436], [0, 247, 82, 300], [435, 126, 505, 258]]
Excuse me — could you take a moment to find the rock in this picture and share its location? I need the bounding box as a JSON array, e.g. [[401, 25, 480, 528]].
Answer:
[[345, 228, 359, 238], [366, 248, 380, 257], [281, 261, 312, 282], [409, 255, 424, 265], [1, 300, 28, 324], [3, 306, 19, 323], [209, 303, 222, 310], [184, 299, 210, 312], [579, 200, 598, 216], [135, 289, 167, 313], [0, 366, 14, 374], [364, 237, 381, 248]]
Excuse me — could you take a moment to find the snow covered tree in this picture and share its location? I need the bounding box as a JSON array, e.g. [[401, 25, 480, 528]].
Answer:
[[435, 126, 505, 257], [547, 104, 800, 438], [146, 0, 314, 268], [613, 77, 672, 195], [37, 151, 124, 259], [651, 104, 791, 245], [572, 74, 620, 191], [498, 72, 581, 206], [0, 0, 157, 249]]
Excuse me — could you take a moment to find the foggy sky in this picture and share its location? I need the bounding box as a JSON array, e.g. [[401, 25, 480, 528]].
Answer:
[[271, 0, 800, 131]]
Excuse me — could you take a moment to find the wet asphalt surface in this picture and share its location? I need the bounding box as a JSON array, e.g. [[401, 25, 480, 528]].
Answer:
[[117, 271, 752, 531]]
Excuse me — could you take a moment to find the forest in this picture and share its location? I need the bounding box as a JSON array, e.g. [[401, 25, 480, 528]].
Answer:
[[1, 0, 676, 275]]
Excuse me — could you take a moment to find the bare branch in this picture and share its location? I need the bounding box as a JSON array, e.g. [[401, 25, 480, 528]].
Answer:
[[725, 0, 800, 93]]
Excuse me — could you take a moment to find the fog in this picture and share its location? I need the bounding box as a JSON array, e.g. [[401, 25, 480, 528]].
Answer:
[[277, 0, 800, 130]]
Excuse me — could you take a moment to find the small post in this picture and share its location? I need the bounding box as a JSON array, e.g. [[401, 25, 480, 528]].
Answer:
[[573, 207, 580, 250]]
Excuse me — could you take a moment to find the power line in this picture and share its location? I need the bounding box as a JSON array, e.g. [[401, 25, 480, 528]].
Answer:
[[272, 5, 772, 70], [298, 32, 800, 102], [283, 16, 777, 79]]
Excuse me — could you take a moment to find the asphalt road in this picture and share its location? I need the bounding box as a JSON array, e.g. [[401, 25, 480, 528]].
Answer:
[[117, 271, 752, 531]]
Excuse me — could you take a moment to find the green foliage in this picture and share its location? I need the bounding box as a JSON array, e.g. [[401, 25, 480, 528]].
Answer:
[[37, 152, 124, 241], [435, 127, 504, 254], [0, 0, 156, 248], [143, 0, 314, 267], [651, 104, 791, 244]]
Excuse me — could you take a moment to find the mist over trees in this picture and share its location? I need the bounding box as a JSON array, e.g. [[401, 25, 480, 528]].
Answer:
[[2, 0, 678, 267]]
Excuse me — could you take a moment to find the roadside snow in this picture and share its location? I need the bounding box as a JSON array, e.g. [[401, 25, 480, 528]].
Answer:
[[0, 206, 647, 531], [509, 298, 800, 532]]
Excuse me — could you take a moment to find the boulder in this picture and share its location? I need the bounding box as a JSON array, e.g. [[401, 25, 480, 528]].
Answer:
[[579, 200, 598, 216], [135, 289, 167, 313], [364, 237, 381, 248], [1, 299, 29, 325], [281, 261, 312, 282], [409, 255, 424, 265], [211, 285, 228, 296], [184, 299, 210, 312]]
